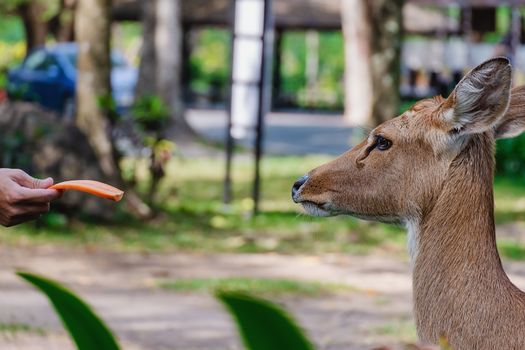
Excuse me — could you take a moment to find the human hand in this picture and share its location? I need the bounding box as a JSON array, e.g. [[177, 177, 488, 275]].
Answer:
[[0, 169, 62, 227]]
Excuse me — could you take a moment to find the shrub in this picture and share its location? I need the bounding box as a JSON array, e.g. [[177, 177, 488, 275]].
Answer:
[[496, 134, 525, 177]]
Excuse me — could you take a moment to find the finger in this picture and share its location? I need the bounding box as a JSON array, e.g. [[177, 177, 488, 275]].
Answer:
[[11, 170, 54, 190], [4, 204, 48, 226], [11, 203, 49, 218], [7, 213, 43, 227], [16, 188, 62, 203]]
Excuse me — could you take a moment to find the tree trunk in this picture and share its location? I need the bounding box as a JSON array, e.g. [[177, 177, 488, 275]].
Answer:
[[342, 0, 404, 127], [75, 0, 152, 219], [135, 0, 157, 98], [74, 0, 151, 218], [18, 1, 49, 52], [53, 0, 76, 42], [14, 0, 75, 53], [75, 0, 115, 178], [155, 0, 194, 138]]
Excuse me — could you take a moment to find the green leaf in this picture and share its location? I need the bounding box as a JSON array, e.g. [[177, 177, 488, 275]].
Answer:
[[17, 271, 120, 350], [216, 291, 315, 350]]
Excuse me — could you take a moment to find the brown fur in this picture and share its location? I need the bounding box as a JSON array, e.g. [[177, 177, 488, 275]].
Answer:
[[294, 58, 525, 349]]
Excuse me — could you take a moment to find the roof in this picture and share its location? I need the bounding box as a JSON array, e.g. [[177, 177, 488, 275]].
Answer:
[[113, 0, 341, 29], [111, 0, 523, 33], [113, 0, 458, 33]]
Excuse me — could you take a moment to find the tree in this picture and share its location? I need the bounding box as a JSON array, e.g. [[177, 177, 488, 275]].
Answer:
[[17, 0, 48, 52], [341, 0, 404, 126], [136, 0, 195, 140], [49, 0, 76, 42], [75, 0, 114, 178], [135, 0, 156, 98], [2, 0, 76, 53], [75, 0, 151, 218]]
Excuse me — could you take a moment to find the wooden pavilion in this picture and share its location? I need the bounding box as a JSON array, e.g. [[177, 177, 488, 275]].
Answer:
[[112, 0, 525, 107]]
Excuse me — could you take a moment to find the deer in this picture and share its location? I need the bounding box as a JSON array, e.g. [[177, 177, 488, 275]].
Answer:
[[292, 57, 525, 349]]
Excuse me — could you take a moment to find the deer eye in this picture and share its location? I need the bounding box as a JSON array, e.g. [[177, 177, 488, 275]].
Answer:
[[375, 136, 392, 151]]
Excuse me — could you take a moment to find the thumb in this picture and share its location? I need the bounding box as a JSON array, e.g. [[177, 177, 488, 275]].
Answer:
[[32, 177, 54, 189], [12, 170, 54, 189]]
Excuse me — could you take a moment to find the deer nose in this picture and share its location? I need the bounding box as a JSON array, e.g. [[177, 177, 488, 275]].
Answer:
[[292, 175, 309, 202]]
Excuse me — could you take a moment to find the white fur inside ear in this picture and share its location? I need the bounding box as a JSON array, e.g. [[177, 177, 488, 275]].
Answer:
[[442, 108, 455, 123], [450, 58, 511, 134], [455, 79, 485, 125]]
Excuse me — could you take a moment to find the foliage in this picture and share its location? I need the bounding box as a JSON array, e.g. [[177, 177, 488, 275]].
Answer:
[[0, 0, 28, 12], [0, 14, 25, 44], [186, 28, 344, 109], [129, 95, 175, 204], [495, 134, 525, 177], [399, 99, 417, 113], [97, 94, 119, 124], [111, 22, 142, 67], [0, 119, 51, 170], [0, 41, 25, 72], [0, 130, 29, 169], [188, 28, 230, 103], [280, 31, 344, 110], [17, 271, 120, 350], [0, 0, 61, 21], [16, 272, 452, 350], [131, 95, 170, 131], [217, 292, 315, 350], [39, 0, 62, 22], [497, 241, 525, 261], [17, 272, 315, 350]]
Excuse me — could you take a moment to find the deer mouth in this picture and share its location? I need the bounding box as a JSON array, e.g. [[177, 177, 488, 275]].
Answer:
[[300, 201, 334, 217], [301, 200, 401, 223]]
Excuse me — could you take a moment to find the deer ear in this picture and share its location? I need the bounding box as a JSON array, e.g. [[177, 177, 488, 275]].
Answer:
[[494, 87, 525, 139], [443, 57, 512, 135]]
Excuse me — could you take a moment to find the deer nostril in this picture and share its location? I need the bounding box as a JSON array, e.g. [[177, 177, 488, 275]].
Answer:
[[292, 175, 309, 202]]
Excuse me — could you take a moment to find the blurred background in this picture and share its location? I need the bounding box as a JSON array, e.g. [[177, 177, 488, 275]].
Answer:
[[2, 0, 525, 349]]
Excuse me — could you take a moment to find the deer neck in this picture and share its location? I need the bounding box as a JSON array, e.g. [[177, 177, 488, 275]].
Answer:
[[412, 133, 523, 342], [415, 133, 501, 271]]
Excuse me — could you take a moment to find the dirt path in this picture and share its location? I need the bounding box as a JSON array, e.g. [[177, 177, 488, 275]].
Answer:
[[2, 245, 525, 349]]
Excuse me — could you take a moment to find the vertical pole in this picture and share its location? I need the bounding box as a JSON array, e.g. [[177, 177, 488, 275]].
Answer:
[[462, 3, 472, 68], [223, 1, 237, 205], [511, 6, 521, 67], [181, 24, 191, 104], [272, 28, 283, 109], [252, 0, 273, 215]]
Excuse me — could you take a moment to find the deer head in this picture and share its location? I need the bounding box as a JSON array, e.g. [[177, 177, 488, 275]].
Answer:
[[292, 57, 523, 227]]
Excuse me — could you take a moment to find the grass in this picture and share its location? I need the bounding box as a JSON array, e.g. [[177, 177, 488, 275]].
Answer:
[[498, 241, 525, 261], [0, 322, 45, 336], [0, 156, 407, 256], [494, 177, 525, 224], [159, 277, 354, 297], [1, 156, 525, 260], [372, 319, 418, 343]]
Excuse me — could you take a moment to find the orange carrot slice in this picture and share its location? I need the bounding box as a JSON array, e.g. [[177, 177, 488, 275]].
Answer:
[[50, 180, 124, 202]]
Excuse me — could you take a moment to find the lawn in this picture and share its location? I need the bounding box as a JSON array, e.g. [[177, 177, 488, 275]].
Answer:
[[159, 277, 354, 297], [0, 322, 45, 336], [1, 156, 525, 260]]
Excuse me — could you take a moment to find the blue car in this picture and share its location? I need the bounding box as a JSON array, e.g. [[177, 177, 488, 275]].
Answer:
[[7, 43, 137, 118]]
